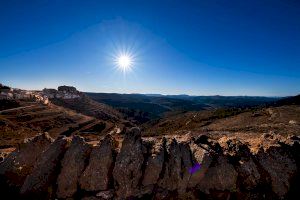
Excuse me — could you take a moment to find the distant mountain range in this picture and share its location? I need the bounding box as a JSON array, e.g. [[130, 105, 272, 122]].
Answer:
[[85, 92, 280, 123]]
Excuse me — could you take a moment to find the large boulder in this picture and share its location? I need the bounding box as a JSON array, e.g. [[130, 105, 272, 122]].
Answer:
[[56, 136, 91, 198], [20, 137, 70, 199], [80, 134, 116, 192], [0, 133, 53, 187], [113, 127, 144, 198]]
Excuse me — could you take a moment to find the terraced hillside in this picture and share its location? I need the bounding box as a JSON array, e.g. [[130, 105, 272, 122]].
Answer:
[[0, 100, 121, 149], [51, 94, 124, 123]]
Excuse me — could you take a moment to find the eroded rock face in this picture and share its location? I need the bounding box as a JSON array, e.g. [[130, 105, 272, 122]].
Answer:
[[20, 136, 70, 199], [0, 133, 53, 187], [113, 127, 144, 198], [80, 134, 116, 192], [56, 136, 91, 198]]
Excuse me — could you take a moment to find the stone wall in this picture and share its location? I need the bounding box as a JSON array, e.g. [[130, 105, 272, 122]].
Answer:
[[0, 129, 299, 200]]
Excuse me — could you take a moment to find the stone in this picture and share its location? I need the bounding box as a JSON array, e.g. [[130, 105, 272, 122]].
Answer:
[[197, 155, 238, 193], [188, 142, 213, 188], [80, 134, 115, 191], [141, 137, 166, 194], [20, 137, 69, 199], [113, 127, 144, 198], [236, 157, 261, 190], [56, 136, 91, 198], [158, 138, 193, 194], [0, 133, 53, 187], [256, 146, 297, 198]]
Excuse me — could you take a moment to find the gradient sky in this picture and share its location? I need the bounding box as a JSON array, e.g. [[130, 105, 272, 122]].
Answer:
[[0, 0, 299, 96]]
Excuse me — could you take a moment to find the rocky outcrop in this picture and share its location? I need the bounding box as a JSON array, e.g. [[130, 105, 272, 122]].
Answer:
[[0, 130, 299, 200], [58, 85, 78, 93], [43, 85, 81, 99]]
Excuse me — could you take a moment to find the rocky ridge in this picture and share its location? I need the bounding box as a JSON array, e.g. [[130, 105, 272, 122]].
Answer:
[[0, 129, 299, 200]]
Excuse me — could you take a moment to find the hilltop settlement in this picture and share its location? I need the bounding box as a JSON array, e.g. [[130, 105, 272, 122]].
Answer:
[[0, 83, 82, 105]]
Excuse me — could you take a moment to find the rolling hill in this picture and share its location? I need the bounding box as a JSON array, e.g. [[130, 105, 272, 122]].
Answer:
[[86, 92, 278, 123]]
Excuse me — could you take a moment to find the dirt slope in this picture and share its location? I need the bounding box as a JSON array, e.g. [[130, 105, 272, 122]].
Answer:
[[143, 105, 300, 137]]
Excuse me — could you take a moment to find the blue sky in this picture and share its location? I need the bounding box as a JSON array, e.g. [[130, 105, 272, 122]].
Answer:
[[0, 0, 299, 96]]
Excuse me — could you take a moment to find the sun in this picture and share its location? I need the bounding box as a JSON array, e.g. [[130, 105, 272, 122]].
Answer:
[[118, 55, 132, 69], [115, 54, 134, 73]]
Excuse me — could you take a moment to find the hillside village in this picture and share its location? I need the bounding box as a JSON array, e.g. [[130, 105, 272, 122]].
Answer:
[[0, 84, 81, 105]]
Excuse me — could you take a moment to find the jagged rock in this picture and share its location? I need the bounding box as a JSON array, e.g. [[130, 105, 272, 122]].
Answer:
[[20, 137, 70, 199], [194, 134, 223, 153], [256, 146, 297, 198], [188, 142, 213, 188], [197, 155, 238, 193], [222, 138, 250, 157], [113, 127, 144, 198], [56, 136, 91, 198], [80, 135, 115, 192], [158, 138, 193, 194], [0, 133, 53, 187], [224, 139, 261, 191], [141, 138, 165, 194]]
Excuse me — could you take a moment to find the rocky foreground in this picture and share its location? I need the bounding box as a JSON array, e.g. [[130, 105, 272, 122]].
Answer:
[[0, 129, 299, 200]]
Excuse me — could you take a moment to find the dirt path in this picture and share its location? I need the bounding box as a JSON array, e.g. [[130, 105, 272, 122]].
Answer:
[[0, 105, 36, 114]]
